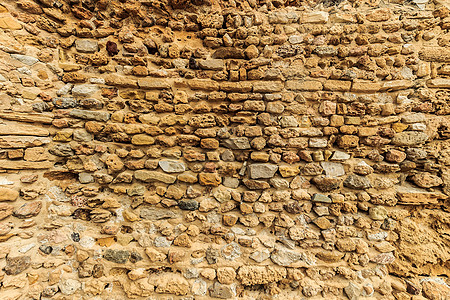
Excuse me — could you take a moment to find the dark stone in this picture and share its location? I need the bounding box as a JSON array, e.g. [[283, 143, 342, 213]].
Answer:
[[178, 200, 199, 211], [209, 282, 234, 299], [343, 174, 372, 190], [206, 246, 219, 264], [104, 249, 129, 264], [284, 202, 303, 214], [4, 256, 31, 275], [129, 251, 143, 263], [189, 55, 198, 69], [93, 264, 104, 278], [106, 41, 119, 56], [212, 47, 245, 59], [39, 245, 53, 255], [71, 232, 80, 242], [312, 175, 342, 192], [49, 144, 74, 157]]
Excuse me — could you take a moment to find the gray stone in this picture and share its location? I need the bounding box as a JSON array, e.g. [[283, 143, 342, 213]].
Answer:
[[154, 236, 172, 247], [178, 200, 199, 211], [288, 35, 303, 44], [279, 116, 298, 127], [49, 144, 74, 157], [223, 177, 239, 188], [75, 39, 98, 53], [140, 208, 179, 220], [344, 282, 361, 300], [72, 84, 99, 97], [56, 84, 73, 96], [73, 129, 93, 142], [69, 109, 110, 122], [198, 59, 224, 70], [78, 173, 94, 184], [221, 242, 241, 260], [53, 97, 77, 108], [222, 137, 251, 149], [159, 160, 186, 173], [249, 164, 278, 179], [270, 247, 306, 266], [320, 162, 345, 177], [59, 279, 81, 295], [192, 279, 207, 296], [4, 256, 31, 275], [10, 54, 39, 65], [249, 249, 270, 262], [209, 282, 234, 299], [103, 249, 129, 264], [401, 113, 425, 123], [392, 131, 428, 146], [312, 193, 332, 203], [330, 151, 350, 161], [309, 138, 328, 148], [344, 175, 372, 190]]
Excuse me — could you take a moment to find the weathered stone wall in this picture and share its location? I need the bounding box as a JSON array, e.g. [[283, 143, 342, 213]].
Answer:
[[0, 0, 450, 298]]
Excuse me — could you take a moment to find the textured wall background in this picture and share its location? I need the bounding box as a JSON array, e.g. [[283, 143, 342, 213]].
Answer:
[[0, 0, 450, 299]]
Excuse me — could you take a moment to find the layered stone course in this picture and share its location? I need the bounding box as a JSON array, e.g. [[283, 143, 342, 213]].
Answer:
[[0, 0, 450, 299]]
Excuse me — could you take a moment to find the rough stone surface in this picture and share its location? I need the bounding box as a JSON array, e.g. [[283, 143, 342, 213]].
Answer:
[[0, 0, 448, 299]]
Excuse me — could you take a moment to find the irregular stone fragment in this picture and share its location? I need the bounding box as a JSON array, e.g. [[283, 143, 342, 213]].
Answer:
[[140, 208, 179, 220], [69, 109, 110, 121], [237, 266, 287, 285], [221, 137, 250, 149], [159, 160, 186, 173], [13, 201, 42, 218], [59, 279, 82, 295], [103, 249, 129, 264], [4, 256, 31, 275], [248, 164, 278, 179], [344, 175, 372, 190]]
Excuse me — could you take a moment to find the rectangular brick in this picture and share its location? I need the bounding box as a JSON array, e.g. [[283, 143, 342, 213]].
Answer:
[[323, 80, 351, 92], [285, 80, 323, 91], [419, 48, 450, 62], [427, 78, 450, 88], [381, 80, 413, 91], [138, 78, 170, 89], [220, 82, 252, 93], [187, 79, 219, 91], [351, 81, 382, 93], [253, 81, 284, 93]]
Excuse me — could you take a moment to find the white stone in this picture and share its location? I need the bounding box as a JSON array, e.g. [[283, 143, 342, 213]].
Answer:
[[159, 160, 186, 173], [75, 39, 98, 53], [11, 54, 39, 66], [59, 279, 81, 295], [72, 84, 99, 97], [330, 151, 350, 161], [320, 162, 345, 177]]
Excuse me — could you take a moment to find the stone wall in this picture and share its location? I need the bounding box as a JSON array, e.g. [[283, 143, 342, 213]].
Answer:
[[0, 0, 450, 299]]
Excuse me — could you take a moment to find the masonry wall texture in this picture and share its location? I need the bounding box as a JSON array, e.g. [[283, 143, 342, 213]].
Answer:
[[0, 0, 450, 299]]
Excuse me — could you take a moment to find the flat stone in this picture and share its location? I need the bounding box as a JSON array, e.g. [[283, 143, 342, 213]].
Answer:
[[344, 175, 372, 190], [138, 78, 170, 89], [10, 54, 38, 65], [0, 188, 19, 201], [391, 131, 428, 146], [271, 247, 312, 266], [222, 137, 250, 150], [0, 160, 53, 170], [75, 39, 98, 53], [427, 78, 450, 88], [330, 151, 350, 161], [135, 170, 176, 184], [0, 136, 51, 149], [320, 162, 345, 177], [253, 81, 284, 93], [13, 201, 42, 218], [0, 123, 49, 137], [396, 186, 446, 205], [140, 208, 179, 220], [237, 266, 286, 285], [302, 11, 328, 23], [69, 109, 110, 122], [71, 84, 99, 97], [311, 193, 332, 203], [249, 164, 278, 179], [198, 59, 224, 70], [419, 48, 450, 63], [159, 160, 186, 173], [4, 256, 30, 275]]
